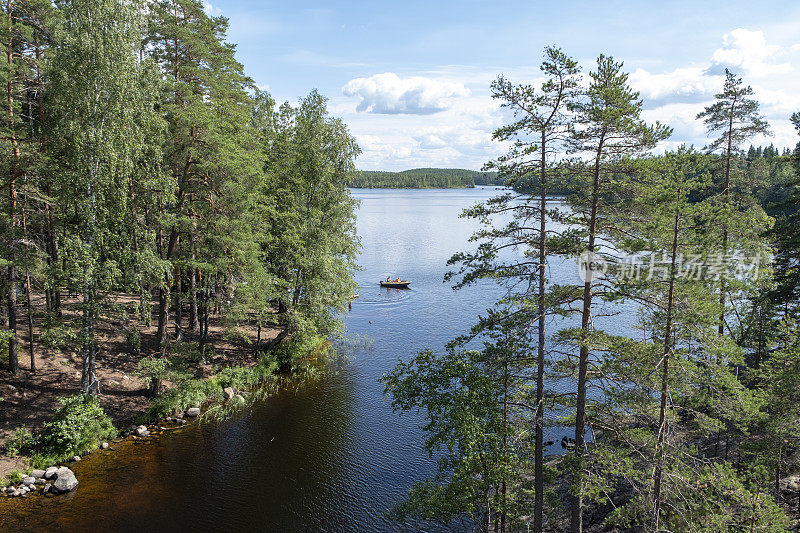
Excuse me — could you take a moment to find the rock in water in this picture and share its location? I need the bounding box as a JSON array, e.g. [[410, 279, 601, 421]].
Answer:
[[44, 467, 58, 480], [135, 425, 150, 438], [22, 476, 35, 487], [72, 455, 81, 462], [101, 442, 109, 449], [30, 469, 46, 479], [224, 387, 235, 400], [186, 407, 200, 417], [52, 467, 78, 494]]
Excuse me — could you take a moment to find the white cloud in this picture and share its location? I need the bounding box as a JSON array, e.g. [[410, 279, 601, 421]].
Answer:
[[202, 1, 222, 16], [629, 67, 721, 107], [342, 72, 470, 115], [341, 29, 800, 171], [709, 28, 792, 77]]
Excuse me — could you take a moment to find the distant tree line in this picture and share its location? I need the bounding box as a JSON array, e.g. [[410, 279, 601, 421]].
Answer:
[[349, 168, 503, 189]]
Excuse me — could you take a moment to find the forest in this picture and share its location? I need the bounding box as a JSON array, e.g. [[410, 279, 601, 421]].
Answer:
[[383, 48, 800, 532], [349, 168, 503, 189], [0, 0, 359, 470]]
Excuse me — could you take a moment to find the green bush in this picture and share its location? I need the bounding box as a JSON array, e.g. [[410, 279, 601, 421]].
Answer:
[[40, 324, 79, 350], [136, 356, 170, 395], [144, 356, 281, 422], [124, 326, 141, 353], [4, 428, 34, 457], [0, 327, 11, 365], [36, 394, 117, 461]]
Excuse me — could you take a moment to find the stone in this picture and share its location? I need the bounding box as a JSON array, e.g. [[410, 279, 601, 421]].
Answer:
[[72, 455, 81, 462], [782, 474, 800, 492], [101, 442, 109, 449], [234, 394, 245, 403], [35, 478, 45, 485], [223, 387, 235, 400], [176, 418, 185, 425], [52, 467, 78, 493], [43, 484, 52, 494], [30, 469, 45, 479], [185, 407, 200, 417], [44, 467, 58, 480], [22, 476, 35, 487], [135, 425, 150, 437]]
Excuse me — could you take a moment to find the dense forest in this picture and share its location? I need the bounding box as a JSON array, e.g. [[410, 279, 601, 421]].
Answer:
[[348, 168, 503, 188], [0, 0, 359, 466], [383, 48, 800, 532]]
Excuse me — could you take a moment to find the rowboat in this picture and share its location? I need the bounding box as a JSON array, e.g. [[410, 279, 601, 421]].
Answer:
[[380, 280, 411, 289]]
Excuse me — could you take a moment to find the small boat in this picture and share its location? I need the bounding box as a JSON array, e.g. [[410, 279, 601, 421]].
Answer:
[[380, 280, 411, 289]]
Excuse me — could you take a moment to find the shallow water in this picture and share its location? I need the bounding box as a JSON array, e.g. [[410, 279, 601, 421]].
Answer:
[[0, 187, 635, 532]]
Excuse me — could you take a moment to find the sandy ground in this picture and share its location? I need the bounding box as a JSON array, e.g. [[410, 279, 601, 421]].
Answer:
[[0, 292, 280, 478]]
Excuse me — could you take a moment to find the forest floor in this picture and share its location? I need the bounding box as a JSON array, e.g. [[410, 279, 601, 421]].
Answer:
[[0, 292, 280, 479]]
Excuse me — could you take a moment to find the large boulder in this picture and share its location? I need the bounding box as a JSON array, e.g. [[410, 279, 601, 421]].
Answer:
[[44, 466, 58, 480], [185, 407, 200, 417], [52, 467, 78, 494]]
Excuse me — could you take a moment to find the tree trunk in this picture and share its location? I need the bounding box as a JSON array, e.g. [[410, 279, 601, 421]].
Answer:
[[25, 268, 34, 372], [7, 266, 18, 375], [189, 262, 198, 330], [6, 0, 19, 377], [652, 207, 680, 528], [157, 230, 179, 351], [534, 132, 547, 533], [571, 143, 604, 533], [174, 268, 182, 341]]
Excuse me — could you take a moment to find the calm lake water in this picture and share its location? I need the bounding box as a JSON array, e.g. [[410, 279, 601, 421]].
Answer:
[[0, 187, 633, 532]]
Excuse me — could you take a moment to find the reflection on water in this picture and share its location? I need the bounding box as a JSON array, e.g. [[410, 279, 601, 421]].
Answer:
[[0, 187, 635, 532]]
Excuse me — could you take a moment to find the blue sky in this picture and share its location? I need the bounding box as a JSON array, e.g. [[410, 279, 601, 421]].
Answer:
[[205, 0, 800, 170]]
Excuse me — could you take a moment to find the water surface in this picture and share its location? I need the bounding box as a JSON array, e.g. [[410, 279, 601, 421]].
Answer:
[[0, 187, 630, 532]]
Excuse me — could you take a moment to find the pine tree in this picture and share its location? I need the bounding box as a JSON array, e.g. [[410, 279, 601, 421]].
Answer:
[[564, 54, 671, 533], [471, 46, 580, 532], [696, 70, 771, 336]]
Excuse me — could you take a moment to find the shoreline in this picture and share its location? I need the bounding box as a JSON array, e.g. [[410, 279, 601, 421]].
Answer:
[[0, 291, 283, 481]]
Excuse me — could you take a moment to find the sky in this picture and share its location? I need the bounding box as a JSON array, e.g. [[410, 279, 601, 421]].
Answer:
[[205, 0, 800, 171]]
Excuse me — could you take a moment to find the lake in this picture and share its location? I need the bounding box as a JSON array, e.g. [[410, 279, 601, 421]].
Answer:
[[0, 187, 631, 531]]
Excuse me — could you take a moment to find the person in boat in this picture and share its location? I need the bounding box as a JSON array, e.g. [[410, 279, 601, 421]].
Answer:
[[395, 277, 400, 282], [386, 276, 391, 282]]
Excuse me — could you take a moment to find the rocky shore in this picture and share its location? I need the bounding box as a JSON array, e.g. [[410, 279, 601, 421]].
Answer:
[[0, 385, 254, 503]]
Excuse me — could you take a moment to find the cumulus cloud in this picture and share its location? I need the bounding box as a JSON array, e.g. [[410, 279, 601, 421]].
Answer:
[[342, 73, 470, 115], [629, 67, 721, 107], [708, 28, 791, 77]]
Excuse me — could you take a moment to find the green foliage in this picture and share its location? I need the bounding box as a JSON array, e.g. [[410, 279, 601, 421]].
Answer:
[[39, 324, 79, 350], [349, 168, 502, 189], [36, 395, 117, 461], [145, 356, 280, 422], [136, 356, 170, 390], [4, 428, 35, 457], [124, 326, 141, 353]]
